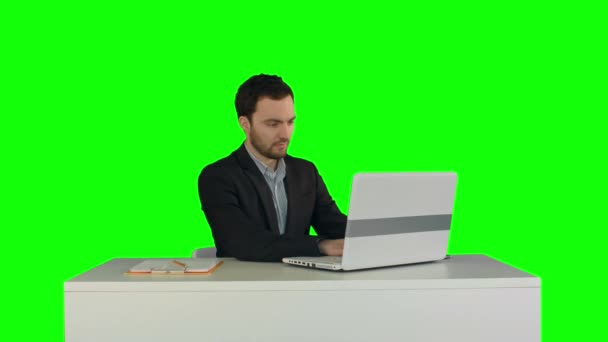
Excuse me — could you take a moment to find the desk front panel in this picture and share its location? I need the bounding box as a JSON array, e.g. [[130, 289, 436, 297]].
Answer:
[[65, 287, 539, 342]]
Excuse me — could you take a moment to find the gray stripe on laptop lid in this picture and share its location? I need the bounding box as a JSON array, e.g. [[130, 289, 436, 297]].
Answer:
[[346, 214, 452, 238]]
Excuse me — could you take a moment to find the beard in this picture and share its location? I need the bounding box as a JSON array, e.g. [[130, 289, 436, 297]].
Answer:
[[250, 129, 289, 160]]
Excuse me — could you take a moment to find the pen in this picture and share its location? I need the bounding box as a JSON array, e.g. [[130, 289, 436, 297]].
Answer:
[[172, 260, 187, 268]]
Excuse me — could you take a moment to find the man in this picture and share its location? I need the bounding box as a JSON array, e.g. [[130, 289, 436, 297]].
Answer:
[[198, 74, 346, 262]]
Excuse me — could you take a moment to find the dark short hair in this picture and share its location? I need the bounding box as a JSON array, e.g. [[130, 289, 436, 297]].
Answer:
[[235, 74, 294, 120]]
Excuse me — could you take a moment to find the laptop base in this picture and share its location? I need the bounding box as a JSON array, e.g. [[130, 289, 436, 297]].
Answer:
[[282, 256, 343, 270]]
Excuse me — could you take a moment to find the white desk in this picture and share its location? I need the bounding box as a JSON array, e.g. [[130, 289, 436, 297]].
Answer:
[[64, 255, 539, 342]]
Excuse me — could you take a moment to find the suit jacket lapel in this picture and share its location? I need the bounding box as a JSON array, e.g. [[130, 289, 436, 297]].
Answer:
[[234, 143, 280, 235], [283, 165, 296, 235]]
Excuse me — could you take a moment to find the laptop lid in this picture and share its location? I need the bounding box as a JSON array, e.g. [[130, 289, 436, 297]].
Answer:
[[341, 173, 457, 270]]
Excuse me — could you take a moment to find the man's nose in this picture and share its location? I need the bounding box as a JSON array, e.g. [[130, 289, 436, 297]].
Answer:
[[278, 123, 291, 139]]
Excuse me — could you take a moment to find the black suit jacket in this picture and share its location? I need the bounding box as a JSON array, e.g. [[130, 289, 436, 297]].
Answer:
[[198, 143, 347, 262]]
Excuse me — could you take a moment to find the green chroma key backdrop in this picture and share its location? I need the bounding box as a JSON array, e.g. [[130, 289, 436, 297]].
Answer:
[[1, 1, 605, 341]]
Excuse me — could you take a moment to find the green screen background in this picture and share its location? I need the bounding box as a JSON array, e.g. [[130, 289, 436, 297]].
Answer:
[[1, 2, 605, 341]]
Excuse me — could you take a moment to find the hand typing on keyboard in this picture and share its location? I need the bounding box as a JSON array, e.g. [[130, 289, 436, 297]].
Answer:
[[319, 239, 344, 256]]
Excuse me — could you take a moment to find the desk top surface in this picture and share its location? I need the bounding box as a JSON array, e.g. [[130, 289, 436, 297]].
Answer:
[[65, 255, 539, 292]]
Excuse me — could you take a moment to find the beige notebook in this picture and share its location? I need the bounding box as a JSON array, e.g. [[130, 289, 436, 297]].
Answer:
[[127, 258, 223, 275]]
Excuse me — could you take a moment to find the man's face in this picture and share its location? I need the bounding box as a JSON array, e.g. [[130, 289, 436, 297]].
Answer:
[[246, 96, 295, 160]]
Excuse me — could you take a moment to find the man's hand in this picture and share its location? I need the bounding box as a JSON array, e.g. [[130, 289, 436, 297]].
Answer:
[[319, 239, 344, 256]]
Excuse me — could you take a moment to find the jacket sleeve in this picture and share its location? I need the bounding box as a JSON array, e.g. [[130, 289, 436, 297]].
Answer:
[[198, 165, 322, 262], [310, 165, 347, 239]]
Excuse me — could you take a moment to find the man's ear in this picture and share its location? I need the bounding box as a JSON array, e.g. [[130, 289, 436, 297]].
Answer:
[[238, 116, 251, 134]]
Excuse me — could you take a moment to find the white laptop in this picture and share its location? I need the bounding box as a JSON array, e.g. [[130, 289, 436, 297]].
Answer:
[[282, 172, 457, 271]]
